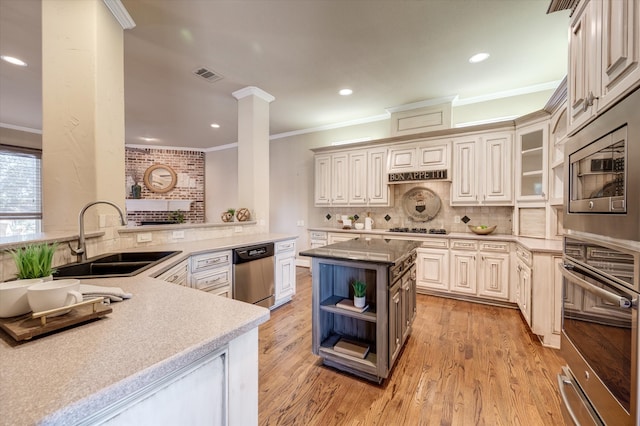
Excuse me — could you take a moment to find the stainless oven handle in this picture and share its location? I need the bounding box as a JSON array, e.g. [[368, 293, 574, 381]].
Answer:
[[561, 264, 632, 308], [557, 373, 583, 426]]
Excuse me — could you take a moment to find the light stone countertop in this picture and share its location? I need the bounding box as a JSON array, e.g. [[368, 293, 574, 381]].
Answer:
[[307, 227, 563, 254], [0, 232, 297, 426]]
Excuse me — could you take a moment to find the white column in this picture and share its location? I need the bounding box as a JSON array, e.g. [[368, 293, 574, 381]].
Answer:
[[232, 87, 274, 230], [41, 0, 127, 232]]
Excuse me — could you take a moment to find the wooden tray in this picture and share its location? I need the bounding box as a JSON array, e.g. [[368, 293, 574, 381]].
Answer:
[[0, 298, 112, 341]]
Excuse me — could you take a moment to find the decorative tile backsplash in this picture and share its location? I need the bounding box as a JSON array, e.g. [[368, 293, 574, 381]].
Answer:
[[125, 148, 205, 225], [313, 181, 513, 234]]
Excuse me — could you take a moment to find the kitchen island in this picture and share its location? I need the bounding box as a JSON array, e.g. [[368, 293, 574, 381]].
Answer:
[[300, 238, 420, 383]]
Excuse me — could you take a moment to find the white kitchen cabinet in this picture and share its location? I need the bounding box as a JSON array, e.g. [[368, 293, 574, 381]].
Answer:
[[568, 0, 640, 134], [348, 147, 390, 205], [416, 247, 449, 292], [85, 329, 260, 426], [449, 239, 478, 296], [189, 250, 232, 298], [331, 153, 349, 205], [515, 121, 548, 201], [477, 241, 510, 301], [366, 147, 390, 205], [313, 152, 349, 206], [451, 131, 513, 206], [314, 155, 332, 206], [274, 239, 296, 307], [387, 139, 450, 175], [315, 147, 390, 207], [327, 232, 358, 245], [156, 259, 189, 286], [515, 257, 532, 328]]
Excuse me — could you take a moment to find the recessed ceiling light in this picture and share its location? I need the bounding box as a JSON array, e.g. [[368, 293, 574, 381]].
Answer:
[[469, 53, 490, 63], [140, 137, 158, 142], [210, 123, 220, 128], [1, 55, 27, 66], [339, 88, 353, 96]]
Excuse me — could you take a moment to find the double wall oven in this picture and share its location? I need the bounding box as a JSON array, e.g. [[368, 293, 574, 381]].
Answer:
[[559, 88, 640, 425]]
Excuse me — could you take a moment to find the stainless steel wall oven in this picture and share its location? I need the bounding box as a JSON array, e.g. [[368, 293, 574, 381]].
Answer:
[[564, 88, 640, 242], [559, 235, 639, 425]]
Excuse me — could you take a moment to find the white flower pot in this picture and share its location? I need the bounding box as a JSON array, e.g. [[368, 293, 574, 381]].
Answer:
[[354, 296, 366, 308]]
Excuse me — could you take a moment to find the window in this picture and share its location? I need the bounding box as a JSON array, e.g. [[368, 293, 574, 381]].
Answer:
[[0, 145, 42, 236]]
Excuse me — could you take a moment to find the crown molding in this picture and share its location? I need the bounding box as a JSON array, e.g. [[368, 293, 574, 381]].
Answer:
[[543, 76, 567, 113], [232, 86, 275, 103], [453, 80, 562, 106], [0, 123, 42, 134], [103, 0, 136, 30]]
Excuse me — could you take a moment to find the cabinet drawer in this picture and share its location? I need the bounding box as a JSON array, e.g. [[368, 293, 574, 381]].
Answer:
[[515, 245, 532, 266], [156, 261, 188, 286], [420, 238, 448, 249], [310, 231, 328, 240], [191, 250, 231, 273], [450, 239, 479, 251], [276, 240, 296, 254], [479, 241, 509, 253], [192, 267, 231, 291]]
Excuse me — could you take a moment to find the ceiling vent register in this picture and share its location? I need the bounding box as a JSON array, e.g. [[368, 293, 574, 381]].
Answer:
[[192, 67, 223, 83]]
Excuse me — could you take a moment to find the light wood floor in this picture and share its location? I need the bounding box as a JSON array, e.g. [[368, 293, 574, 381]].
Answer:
[[258, 268, 567, 426]]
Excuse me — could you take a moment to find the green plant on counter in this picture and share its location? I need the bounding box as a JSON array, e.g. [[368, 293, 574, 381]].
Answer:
[[352, 280, 367, 297], [169, 209, 185, 224], [227, 208, 236, 216], [9, 242, 59, 279]]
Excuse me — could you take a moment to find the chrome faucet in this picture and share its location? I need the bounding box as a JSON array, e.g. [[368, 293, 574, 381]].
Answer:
[[70, 200, 127, 262]]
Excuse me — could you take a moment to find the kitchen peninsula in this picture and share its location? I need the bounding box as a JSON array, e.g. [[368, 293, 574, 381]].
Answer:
[[300, 238, 420, 383], [0, 232, 298, 426]]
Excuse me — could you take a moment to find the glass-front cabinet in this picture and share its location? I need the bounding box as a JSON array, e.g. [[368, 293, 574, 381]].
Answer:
[[516, 122, 548, 201]]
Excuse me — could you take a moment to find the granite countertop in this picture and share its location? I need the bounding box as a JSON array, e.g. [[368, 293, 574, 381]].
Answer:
[[0, 232, 297, 425], [307, 227, 563, 254], [300, 238, 421, 264]]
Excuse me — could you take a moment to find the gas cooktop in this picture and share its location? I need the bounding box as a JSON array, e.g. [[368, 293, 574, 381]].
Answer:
[[388, 227, 447, 234]]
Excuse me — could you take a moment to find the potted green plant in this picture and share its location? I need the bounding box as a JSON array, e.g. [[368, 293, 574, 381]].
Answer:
[[8, 242, 59, 280], [352, 280, 367, 308], [169, 209, 185, 224]]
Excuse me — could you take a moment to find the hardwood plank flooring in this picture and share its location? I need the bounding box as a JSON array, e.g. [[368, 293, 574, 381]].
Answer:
[[259, 268, 567, 425]]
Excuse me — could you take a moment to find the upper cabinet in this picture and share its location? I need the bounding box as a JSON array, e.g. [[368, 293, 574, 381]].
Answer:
[[387, 139, 451, 176], [568, 0, 640, 135], [451, 130, 513, 206], [515, 121, 548, 202], [314, 148, 391, 207]]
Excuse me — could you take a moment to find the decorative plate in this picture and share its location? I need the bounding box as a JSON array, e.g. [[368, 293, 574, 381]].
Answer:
[[401, 187, 441, 222]]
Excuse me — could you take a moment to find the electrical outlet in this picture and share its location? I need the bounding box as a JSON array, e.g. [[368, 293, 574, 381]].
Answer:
[[297, 220, 305, 227], [172, 230, 185, 239], [234, 226, 243, 233], [137, 233, 152, 243], [454, 216, 461, 224]]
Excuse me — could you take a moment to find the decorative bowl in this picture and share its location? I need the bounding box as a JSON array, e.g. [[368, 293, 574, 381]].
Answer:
[[468, 224, 497, 235], [354, 223, 364, 230]]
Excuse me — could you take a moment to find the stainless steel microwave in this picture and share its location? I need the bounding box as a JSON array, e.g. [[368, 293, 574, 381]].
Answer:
[[565, 88, 640, 242]]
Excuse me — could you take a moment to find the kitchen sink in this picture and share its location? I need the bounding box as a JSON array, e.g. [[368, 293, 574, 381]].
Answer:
[[53, 251, 181, 279]]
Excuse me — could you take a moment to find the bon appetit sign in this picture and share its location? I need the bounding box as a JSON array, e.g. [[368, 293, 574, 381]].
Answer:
[[388, 169, 447, 183]]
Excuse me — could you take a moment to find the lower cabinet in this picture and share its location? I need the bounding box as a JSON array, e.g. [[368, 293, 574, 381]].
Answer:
[[80, 328, 260, 426], [189, 251, 233, 298], [417, 239, 510, 303], [274, 239, 297, 307], [513, 243, 561, 348], [515, 256, 532, 327], [155, 259, 189, 286]]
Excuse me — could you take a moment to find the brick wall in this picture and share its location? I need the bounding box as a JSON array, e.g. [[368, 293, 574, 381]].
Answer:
[[125, 147, 205, 225]]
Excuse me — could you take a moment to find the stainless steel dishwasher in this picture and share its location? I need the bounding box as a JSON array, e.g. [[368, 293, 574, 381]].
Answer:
[[232, 242, 275, 308]]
